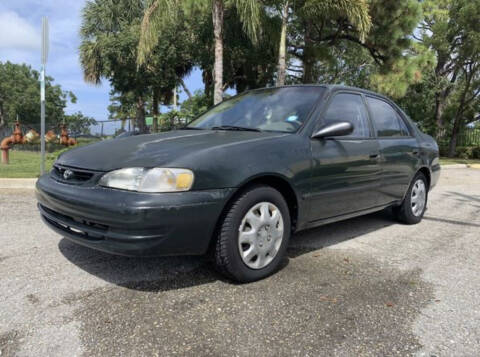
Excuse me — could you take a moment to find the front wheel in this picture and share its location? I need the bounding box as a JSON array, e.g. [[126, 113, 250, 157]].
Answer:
[[214, 185, 291, 283], [393, 172, 428, 224]]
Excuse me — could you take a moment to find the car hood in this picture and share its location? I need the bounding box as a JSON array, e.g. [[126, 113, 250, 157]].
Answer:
[[56, 130, 288, 171]]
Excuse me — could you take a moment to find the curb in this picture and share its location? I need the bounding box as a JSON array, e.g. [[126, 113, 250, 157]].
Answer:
[[0, 178, 37, 189], [441, 164, 469, 169]]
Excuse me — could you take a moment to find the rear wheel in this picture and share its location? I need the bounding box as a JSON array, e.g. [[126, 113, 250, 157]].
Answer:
[[214, 185, 291, 283], [393, 172, 428, 224]]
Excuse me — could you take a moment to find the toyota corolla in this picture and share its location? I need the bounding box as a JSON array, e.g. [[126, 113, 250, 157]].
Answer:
[[36, 85, 440, 282]]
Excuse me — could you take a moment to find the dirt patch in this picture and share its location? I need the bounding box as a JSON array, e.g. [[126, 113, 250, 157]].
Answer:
[[0, 330, 22, 357], [26, 294, 40, 305]]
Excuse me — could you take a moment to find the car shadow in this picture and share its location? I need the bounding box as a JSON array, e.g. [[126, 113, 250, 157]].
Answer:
[[442, 191, 480, 210], [58, 208, 397, 292], [288, 208, 396, 258]]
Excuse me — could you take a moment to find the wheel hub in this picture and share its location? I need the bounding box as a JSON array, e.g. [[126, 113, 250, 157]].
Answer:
[[238, 202, 284, 270], [411, 179, 426, 217]]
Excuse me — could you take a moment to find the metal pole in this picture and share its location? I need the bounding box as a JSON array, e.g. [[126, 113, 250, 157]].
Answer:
[[173, 86, 177, 109], [40, 17, 49, 175], [40, 64, 46, 174]]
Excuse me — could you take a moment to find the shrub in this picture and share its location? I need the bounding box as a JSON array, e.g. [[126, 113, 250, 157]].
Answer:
[[472, 146, 480, 159], [454, 146, 480, 159]]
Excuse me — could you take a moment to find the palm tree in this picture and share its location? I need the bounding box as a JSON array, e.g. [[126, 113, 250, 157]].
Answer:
[[275, 0, 372, 85], [138, 0, 261, 105], [80, 0, 194, 133], [276, 0, 289, 86]]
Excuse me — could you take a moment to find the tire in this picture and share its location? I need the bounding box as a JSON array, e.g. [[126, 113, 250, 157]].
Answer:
[[393, 172, 428, 224], [214, 185, 291, 283]]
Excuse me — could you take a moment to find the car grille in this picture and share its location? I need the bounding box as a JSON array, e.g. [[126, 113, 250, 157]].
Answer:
[[51, 164, 97, 184]]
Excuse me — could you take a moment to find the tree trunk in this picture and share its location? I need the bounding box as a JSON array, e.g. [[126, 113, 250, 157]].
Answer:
[[173, 86, 177, 108], [276, 1, 289, 86], [447, 120, 460, 158], [447, 69, 475, 157], [433, 59, 458, 140], [303, 19, 314, 84], [433, 88, 451, 141], [179, 78, 192, 99], [202, 69, 214, 106], [152, 88, 159, 133], [136, 96, 147, 133], [212, 0, 224, 105]]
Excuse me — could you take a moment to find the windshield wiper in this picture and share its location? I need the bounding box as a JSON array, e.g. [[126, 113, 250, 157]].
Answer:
[[211, 125, 262, 132], [182, 126, 205, 130]]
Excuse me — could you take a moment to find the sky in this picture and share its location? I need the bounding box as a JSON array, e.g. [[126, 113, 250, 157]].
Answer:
[[0, 0, 205, 130]]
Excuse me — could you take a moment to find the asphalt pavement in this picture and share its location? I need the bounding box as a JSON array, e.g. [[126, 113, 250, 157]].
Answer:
[[1, 168, 479, 356]]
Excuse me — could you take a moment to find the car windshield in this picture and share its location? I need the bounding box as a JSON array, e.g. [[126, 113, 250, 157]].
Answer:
[[186, 87, 324, 133]]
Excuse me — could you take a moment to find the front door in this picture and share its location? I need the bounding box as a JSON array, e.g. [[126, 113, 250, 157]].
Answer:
[[307, 92, 382, 222]]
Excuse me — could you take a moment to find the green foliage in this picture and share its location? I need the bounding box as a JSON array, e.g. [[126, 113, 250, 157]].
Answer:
[[397, 70, 438, 134], [64, 112, 97, 135], [153, 91, 210, 131], [0, 61, 76, 129], [178, 90, 210, 122], [80, 0, 195, 132], [138, 0, 263, 64], [108, 90, 137, 123], [453, 146, 480, 160], [300, 0, 372, 41], [157, 110, 182, 131], [80, 0, 148, 90]]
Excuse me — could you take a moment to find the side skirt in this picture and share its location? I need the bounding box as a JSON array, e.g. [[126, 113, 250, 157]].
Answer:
[[297, 201, 400, 232]]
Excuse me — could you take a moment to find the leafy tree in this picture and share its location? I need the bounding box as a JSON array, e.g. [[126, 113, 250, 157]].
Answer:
[[80, 0, 149, 132], [397, 69, 438, 134], [284, 0, 421, 93], [64, 112, 97, 135], [138, 0, 262, 104], [80, 0, 193, 133], [418, 0, 480, 155], [0, 61, 76, 130], [178, 90, 210, 122]]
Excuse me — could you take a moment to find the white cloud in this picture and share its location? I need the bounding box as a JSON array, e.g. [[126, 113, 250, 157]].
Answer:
[[0, 10, 40, 50]]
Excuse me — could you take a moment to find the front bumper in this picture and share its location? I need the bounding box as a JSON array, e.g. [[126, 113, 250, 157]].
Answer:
[[36, 174, 235, 256]]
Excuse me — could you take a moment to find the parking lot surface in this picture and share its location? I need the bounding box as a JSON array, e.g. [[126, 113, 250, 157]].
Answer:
[[1, 168, 479, 356]]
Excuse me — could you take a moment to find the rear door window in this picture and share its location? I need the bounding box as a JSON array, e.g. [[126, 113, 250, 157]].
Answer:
[[366, 96, 410, 137]]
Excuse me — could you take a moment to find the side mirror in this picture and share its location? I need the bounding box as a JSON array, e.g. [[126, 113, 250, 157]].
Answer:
[[312, 121, 354, 139]]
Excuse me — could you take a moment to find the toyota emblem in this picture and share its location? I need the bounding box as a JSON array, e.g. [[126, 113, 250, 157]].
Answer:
[[63, 169, 74, 180]]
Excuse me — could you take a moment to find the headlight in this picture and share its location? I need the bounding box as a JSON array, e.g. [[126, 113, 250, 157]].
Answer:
[[99, 168, 194, 192]]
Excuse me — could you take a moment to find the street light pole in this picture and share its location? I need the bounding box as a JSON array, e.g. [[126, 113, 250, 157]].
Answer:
[[40, 17, 49, 175]]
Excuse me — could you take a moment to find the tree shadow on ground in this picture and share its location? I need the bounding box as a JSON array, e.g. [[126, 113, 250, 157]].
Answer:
[[58, 208, 398, 292]]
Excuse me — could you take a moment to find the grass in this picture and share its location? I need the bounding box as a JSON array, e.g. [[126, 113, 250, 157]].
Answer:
[[439, 157, 480, 166], [0, 150, 61, 178], [0, 138, 101, 178]]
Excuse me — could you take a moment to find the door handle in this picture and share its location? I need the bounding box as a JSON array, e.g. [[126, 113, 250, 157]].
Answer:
[[412, 150, 420, 156], [369, 153, 379, 159]]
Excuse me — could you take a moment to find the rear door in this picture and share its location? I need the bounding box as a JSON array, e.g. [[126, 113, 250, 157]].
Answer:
[[365, 96, 419, 204], [307, 91, 382, 221]]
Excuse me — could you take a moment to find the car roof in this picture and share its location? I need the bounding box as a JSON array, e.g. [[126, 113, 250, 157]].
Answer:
[[266, 84, 392, 102]]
